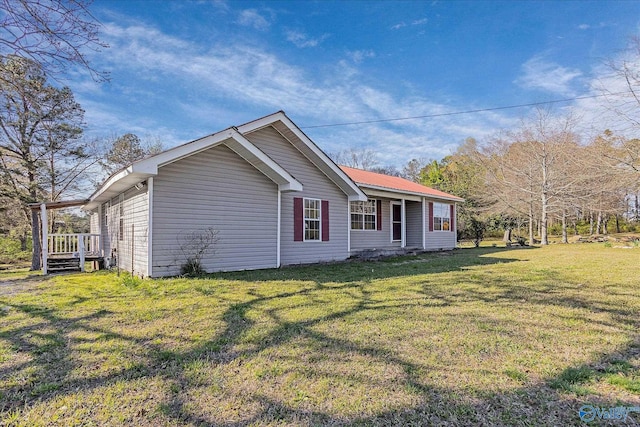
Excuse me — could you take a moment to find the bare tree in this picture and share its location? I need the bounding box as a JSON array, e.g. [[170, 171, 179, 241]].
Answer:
[[329, 147, 378, 170], [100, 133, 164, 175], [370, 165, 402, 176], [402, 157, 429, 182], [481, 110, 582, 245], [0, 0, 108, 80]]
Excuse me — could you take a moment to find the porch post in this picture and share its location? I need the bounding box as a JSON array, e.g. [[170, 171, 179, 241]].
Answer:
[[78, 234, 85, 272], [97, 203, 104, 257], [453, 203, 457, 243], [40, 204, 48, 275]]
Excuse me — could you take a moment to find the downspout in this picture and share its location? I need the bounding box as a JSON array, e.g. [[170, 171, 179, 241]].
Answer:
[[276, 189, 281, 267], [347, 196, 351, 255], [421, 197, 426, 250], [147, 177, 154, 278]]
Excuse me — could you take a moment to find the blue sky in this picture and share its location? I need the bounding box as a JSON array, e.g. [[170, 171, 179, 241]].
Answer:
[[74, 0, 640, 168]]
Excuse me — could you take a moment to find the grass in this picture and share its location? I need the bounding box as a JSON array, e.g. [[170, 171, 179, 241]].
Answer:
[[0, 236, 30, 268], [0, 244, 638, 426]]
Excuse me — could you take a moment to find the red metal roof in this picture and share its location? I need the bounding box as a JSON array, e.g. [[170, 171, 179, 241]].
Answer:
[[340, 166, 464, 201]]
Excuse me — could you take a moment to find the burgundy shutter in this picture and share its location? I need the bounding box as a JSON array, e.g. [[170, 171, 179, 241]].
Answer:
[[321, 200, 329, 241], [376, 199, 382, 230], [428, 202, 434, 232], [294, 197, 303, 241], [450, 204, 455, 232]]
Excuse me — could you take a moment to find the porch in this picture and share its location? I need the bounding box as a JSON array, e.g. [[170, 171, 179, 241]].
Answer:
[[45, 233, 103, 273], [29, 200, 104, 274]]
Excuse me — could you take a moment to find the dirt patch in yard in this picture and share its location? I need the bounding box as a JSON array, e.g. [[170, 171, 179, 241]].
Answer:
[[0, 274, 47, 297]]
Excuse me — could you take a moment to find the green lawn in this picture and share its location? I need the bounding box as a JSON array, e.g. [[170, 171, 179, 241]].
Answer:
[[0, 244, 638, 426]]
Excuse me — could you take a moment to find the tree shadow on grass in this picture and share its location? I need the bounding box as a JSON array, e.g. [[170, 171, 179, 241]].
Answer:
[[1, 246, 639, 425], [154, 291, 640, 426], [213, 246, 533, 285]]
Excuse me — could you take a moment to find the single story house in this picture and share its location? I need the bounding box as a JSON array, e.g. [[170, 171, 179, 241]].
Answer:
[[80, 111, 463, 277]]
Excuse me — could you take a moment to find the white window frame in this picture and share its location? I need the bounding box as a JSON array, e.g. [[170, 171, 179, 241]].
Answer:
[[118, 194, 125, 241], [102, 201, 109, 232], [303, 198, 321, 242], [433, 202, 451, 232], [350, 200, 377, 231]]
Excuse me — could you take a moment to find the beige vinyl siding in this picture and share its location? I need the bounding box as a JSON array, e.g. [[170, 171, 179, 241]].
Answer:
[[424, 201, 457, 250], [89, 210, 100, 234], [151, 144, 278, 276], [101, 202, 111, 260], [405, 200, 423, 248], [102, 186, 149, 276], [245, 126, 349, 265], [89, 209, 102, 257], [350, 198, 401, 251]]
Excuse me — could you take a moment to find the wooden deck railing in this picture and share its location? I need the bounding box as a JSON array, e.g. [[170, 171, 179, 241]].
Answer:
[[48, 233, 101, 256], [44, 233, 102, 273]]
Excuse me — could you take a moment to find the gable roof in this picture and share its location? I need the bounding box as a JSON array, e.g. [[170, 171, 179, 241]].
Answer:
[[340, 166, 464, 202], [84, 112, 366, 210], [237, 111, 367, 201]]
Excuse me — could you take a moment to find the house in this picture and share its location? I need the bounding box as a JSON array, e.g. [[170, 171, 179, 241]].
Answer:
[[342, 166, 463, 253], [77, 111, 462, 277]]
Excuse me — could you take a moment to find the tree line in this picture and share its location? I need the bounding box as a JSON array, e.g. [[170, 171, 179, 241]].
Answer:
[[334, 107, 640, 247]]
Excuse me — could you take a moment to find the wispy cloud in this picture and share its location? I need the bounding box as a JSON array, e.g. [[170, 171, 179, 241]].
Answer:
[[236, 9, 271, 31], [577, 22, 610, 30], [347, 49, 375, 63], [391, 17, 428, 30], [78, 21, 519, 167], [515, 55, 583, 95], [285, 30, 329, 48]]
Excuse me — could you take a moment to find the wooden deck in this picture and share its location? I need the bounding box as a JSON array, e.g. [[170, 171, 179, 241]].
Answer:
[[45, 234, 103, 274]]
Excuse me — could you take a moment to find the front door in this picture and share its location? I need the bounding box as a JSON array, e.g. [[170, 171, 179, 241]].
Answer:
[[392, 203, 402, 241]]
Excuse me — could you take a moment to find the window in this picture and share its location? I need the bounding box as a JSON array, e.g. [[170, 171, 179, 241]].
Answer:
[[102, 202, 109, 231], [304, 198, 321, 241], [350, 200, 377, 230], [433, 202, 450, 231]]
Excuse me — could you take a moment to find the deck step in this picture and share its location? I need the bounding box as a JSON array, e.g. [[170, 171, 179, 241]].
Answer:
[[47, 258, 81, 272]]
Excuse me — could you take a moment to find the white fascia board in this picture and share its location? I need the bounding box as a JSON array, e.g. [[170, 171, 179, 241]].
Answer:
[[83, 171, 153, 210], [85, 129, 244, 211], [277, 114, 367, 200], [84, 167, 142, 210], [236, 111, 286, 134], [226, 129, 303, 192], [88, 166, 132, 202], [358, 183, 464, 203], [153, 129, 234, 168], [237, 112, 367, 201], [362, 188, 423, 202]]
